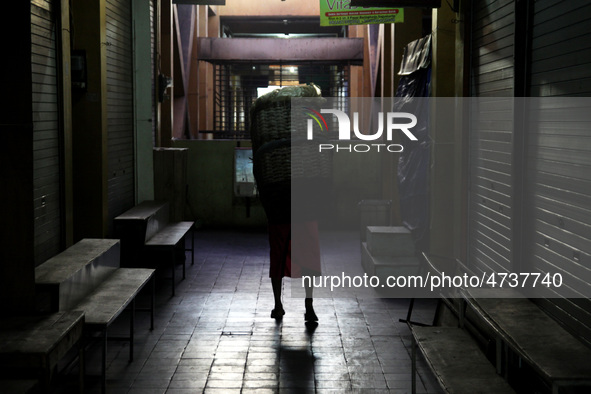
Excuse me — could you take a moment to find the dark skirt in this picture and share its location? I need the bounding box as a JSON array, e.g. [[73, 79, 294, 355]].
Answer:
[[268, 221, 321, 279]]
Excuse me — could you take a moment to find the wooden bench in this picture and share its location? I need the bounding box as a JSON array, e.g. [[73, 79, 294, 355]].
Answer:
[[462, 288, 591, 394], [411, 326, 515, 393], [0, 379, 40, 394], [114, 200, 194, 296], [0, 311, 85, 392], [35, 238, 155, 393], [406, 253, 514, 393]]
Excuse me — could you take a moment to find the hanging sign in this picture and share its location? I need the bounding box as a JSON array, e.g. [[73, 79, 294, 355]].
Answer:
[[320, 0, 404, 26]]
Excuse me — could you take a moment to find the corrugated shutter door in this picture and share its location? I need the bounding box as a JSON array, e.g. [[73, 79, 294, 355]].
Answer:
[[106, 0, 135, 233], [527, 0, 591, 345], [530, 0, 591, 97], [471, 0, 515, 97], [32, 0, 62, 266], [469, 0, 515, 275]]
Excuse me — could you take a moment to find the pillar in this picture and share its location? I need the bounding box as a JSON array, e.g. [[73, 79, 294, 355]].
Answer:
[[0, 3, 36, 314], [71, 0, 109, 240], [160, 0, 174, 146], [133, 0, 155, 202], [429, 3, 458, 261], [381, 10, 424, 225]]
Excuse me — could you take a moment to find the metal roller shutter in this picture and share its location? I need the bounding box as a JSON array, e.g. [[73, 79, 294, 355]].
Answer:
[[529, 0, 591, 97], [106, 0, 135, 233], [469, 0, 515, 275], [32, 0, 62, 266], [471, 0, 515, 96], [526, 0, 591, 345]]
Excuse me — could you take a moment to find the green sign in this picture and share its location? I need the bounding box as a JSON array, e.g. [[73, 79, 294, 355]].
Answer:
[[320, 0, 404, 26]]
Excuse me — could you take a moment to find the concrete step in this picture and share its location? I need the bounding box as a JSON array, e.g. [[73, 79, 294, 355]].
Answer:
[[366, 226, 415, 257], [361, 241, 420, 280], [35, 239, 120, 311]]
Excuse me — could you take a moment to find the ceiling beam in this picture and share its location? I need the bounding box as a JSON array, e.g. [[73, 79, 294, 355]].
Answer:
[[197, 37, 364, 64]]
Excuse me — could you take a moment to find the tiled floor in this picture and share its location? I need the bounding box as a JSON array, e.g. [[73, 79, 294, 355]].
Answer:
[[81, 229, 442, 393]]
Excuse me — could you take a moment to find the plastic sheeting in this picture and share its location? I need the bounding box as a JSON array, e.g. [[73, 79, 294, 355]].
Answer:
[[395, 35, 432, 253]]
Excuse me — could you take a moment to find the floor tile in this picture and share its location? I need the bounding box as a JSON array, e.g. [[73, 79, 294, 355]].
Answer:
[[76, 230, 443, 393]]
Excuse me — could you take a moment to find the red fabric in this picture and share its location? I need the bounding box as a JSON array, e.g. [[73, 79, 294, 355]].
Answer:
[[268, 221, 321, 278]]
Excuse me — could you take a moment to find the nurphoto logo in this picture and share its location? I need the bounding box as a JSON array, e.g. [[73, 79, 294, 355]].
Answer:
[[305, 108, 418, 153]]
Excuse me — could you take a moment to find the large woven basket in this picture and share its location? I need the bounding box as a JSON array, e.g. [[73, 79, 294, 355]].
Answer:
[[250, 85, 331, 189]]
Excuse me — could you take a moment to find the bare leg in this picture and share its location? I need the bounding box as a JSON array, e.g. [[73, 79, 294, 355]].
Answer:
[[271, 278, 285, 319], [304, 281, 318, 322]]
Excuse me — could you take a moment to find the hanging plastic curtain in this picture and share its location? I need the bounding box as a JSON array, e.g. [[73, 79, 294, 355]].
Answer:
[[394, 34, 432, 253]]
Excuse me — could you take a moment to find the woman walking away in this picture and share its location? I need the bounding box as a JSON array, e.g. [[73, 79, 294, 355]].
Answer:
[[250, 84, 327, 322]]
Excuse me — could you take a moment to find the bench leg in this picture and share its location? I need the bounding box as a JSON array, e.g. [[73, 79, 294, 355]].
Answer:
[[191, 227, 194, 265], [101, 328, 107, 394], [411, 335, 417, 394], [150, 276, 155, 330], [182, 242, 186, 280], [78, 339, 85, 394], [130, 298, 135, 363], [459, 298, 466, 329], [503, 342, 510, 379], [171, 248, 176, 297], [403, 298, 416, 323], [42, 360, 52, 392], [496, 335, 502, 375], [399, 298, 435, 327]]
